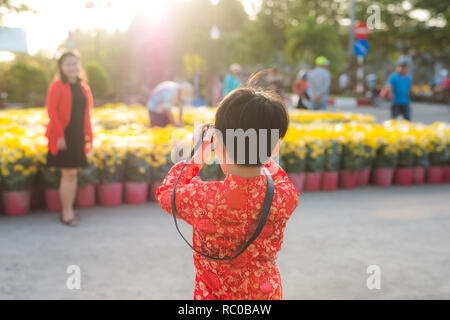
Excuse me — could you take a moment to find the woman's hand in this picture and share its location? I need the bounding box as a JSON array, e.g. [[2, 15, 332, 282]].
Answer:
[[57, 137, 67, 151]]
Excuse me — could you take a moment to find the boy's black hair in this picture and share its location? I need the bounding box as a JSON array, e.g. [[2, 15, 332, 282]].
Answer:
[[214, 72, 289, 167]]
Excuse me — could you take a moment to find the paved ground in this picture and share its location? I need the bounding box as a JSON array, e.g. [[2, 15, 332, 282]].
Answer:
[[0, 102, 449, 300], [0, 183, 449, 299], [333, 100, 450, 124]]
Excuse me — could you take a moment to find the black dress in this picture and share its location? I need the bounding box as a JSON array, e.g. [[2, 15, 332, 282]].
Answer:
[[46, 82, 88, 168]]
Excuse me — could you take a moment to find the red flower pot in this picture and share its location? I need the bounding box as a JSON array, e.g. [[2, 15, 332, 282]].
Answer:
[[357, 167, 371, 187], [149, 181, 163, 201], [339, 170, 358, 189], [45, 188, 62, 212], [76, 184, 96, 208], [444, 165, 450, 183], [412, 167, 425, 184], [30, 184, 45, 209], [2, 190, 31, 216], [426, 166, 444, 184], [97, 183, 123, 206], [373, 168, 394, 186], [287, 172, 305, 193], [394, 167, 413, 186], [125, 182, 148, 204], [304, 172, 322, 191], [322, 171, 338, 191]]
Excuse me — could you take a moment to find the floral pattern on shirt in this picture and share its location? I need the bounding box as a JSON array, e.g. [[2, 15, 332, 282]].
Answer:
[[156, 159, 299, 300]]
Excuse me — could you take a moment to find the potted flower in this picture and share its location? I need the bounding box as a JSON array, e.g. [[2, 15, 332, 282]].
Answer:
[[339, 137, 363, 189], [304, 137, 325, 191], [412, 141, 429, 184], [372, 138, 397, 186], [95, 143, 126, 206], [281, 135, 306, 193], [426, 134, 447, 184], [429, 122, 450, 183], [322, 138, 341, 191], [76, 154, 99, 208], [41, 166, 62, 212], [0, 140, 37, 216], [394, 135, 415, 185], [124, 143, 152, 204], [445, 140, 450, 183], [149, 154, 172, 201], [358, 137, 376, 187]]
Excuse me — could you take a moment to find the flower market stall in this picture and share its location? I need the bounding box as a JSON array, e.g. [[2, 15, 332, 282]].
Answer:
[[0, 104, 449, 216]]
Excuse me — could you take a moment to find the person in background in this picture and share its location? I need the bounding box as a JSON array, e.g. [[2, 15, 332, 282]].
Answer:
[[46, 50, 94, 227], [222, 64, 242, 97], [308, 56, 331, 110], [366, 73, 378, 105], [339, 71, 348, 93], [440, 69, 450, 105], [267, 68, 285, 97], [386, 60, 412, 121], [147, 81, 193, 127], [293, 69, 309, 109]]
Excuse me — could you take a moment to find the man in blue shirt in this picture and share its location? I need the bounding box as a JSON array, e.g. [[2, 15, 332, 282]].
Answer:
[[387, 61, 412, 121]]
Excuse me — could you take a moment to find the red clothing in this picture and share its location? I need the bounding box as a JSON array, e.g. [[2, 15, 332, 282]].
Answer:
[[45, 79, 94, 156], [157, 159, 299, 300]]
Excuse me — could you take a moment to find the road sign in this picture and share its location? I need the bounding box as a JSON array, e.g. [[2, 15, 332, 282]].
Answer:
[[354, 22, 369, 40], [353, 39, 369, 56]]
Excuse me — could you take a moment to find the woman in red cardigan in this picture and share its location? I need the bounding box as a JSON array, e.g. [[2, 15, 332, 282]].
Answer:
[[45, 50, 93, 227]]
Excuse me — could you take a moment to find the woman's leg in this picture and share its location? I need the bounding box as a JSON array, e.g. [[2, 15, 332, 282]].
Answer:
[[60, 168, 78, 222]]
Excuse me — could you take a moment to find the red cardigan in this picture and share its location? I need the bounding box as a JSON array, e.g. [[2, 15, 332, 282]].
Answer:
[[45, 79, 94, 156]]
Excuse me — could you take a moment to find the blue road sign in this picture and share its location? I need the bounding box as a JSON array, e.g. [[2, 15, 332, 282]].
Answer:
[[353, 39, 369, 56]]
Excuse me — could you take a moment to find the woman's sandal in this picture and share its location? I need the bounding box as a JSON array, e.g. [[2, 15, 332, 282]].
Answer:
[[60, 215, 79, 227]]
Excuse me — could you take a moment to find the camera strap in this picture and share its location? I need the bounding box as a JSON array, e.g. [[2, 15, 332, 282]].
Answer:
[[170, 128, 274, 261]]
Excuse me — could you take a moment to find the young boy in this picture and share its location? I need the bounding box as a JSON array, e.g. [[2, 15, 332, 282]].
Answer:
[[156, 86, 299, 300]]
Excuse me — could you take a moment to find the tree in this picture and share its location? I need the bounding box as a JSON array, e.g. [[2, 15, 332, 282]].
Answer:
[[285, 17, 346, 75], [84, 62, 110, 99], [0, 0, 31, 24], [4, 62, 48, 106]]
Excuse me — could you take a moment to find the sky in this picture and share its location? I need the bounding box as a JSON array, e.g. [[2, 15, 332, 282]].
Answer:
[[1, 0, 261, 57]]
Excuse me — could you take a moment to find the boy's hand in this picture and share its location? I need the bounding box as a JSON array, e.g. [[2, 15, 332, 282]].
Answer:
[[192, 123, 214, 165]]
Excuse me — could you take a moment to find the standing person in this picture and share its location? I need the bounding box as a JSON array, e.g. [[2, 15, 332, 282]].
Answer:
[[147, 81, 193, 127], [339, 71, 348, 93], [366, 73, 378, 105], [46, 50, 94, 227], [440, 69, 450, 105], [293, 70, 310, 109], [386, 60, 412, 121], [267, 68, 285, 97], [222, 64, 241, 97], [308, 56, 331, 110], [156, 81, 299, 300]]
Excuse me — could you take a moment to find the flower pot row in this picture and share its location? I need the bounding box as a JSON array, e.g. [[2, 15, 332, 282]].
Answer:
[[0, 181, 164, 216], [287, 165, 450, 192]]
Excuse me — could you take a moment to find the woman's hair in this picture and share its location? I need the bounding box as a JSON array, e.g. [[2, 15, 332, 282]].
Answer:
[[214, 71, 289, 167], [54, 49, 88, 84]]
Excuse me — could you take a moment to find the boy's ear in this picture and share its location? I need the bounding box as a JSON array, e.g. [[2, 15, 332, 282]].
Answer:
[[271, 140, 281, 158]]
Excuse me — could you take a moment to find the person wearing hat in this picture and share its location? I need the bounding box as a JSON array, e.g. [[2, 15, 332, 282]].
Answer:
[[147, 81, 193, 127], [386, 60, 412, 121], [308, 56, 331, 110], [223, 64, 242, 97]]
